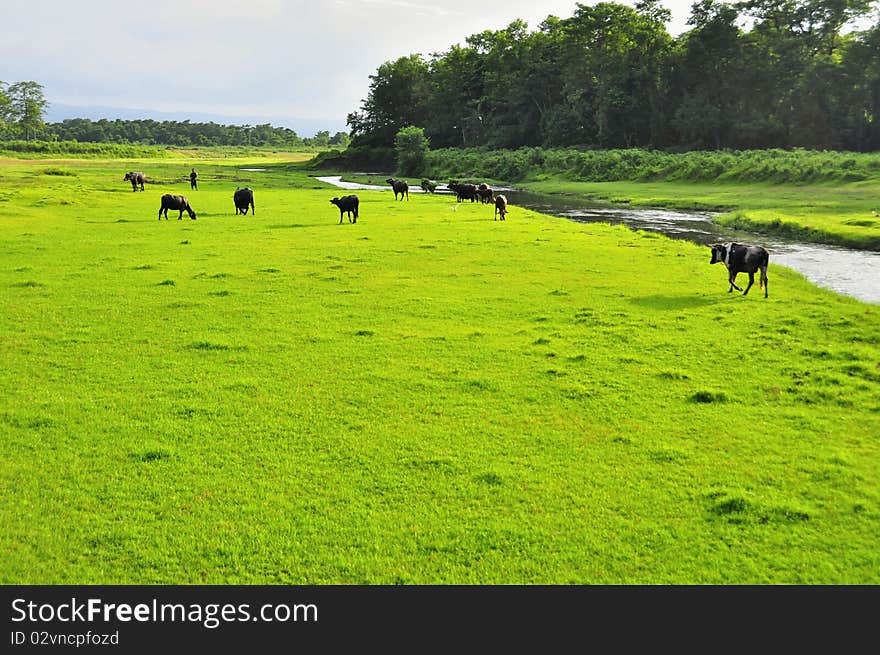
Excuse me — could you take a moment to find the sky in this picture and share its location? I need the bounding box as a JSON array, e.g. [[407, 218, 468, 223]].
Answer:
[[3, 0, 698, 135]]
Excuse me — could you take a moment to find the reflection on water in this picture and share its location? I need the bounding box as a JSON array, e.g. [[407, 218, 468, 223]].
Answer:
[[315, 177, 880, 304]]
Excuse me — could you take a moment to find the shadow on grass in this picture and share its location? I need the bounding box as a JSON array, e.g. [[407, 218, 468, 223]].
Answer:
[[629, 294, 724, 311], [266, 223, 334, 230]]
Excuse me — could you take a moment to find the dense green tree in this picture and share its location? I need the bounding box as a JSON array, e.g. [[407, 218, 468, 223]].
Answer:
[[736, 0, 875, 147], [669, 0, 745, 148], [0, 82, 12, 137], [306, 130, 331, 148], [839, 18, 880, 150], [422, 45, 485, 147], [34, 117, 313, 148], [344, 0, 879, 153], [464, 20, 543, 148], [394, 125, 430, 175], [347, 54, 430, 147], [559, 2, 673, 147], [329, 131, 351, 147], [6, 81, 47, 141]]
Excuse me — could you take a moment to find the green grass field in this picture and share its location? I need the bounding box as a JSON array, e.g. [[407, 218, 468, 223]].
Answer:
[[1, 154, 878, 584]]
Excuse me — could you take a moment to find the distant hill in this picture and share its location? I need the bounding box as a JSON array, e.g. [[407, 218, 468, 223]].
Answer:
[[44, 103, 348, 138]]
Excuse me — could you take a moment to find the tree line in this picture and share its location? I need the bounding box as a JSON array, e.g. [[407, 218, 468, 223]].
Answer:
[[0, 81, 349, 148], [46, 118, 349, 148], [346, 0, 880, 153]]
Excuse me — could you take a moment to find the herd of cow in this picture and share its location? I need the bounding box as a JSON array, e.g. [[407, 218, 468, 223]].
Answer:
[[126, 171, 769, 297], [124, 170, 255, 221], [378, 177, 509, 220]]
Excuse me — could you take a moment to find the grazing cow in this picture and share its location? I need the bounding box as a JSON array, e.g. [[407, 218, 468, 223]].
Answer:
[[124, 171, 146, 191], [421, 179, 437, 193], [233, 187, 255, 215], [709, 242, 769, 298], [159, 194, 197, 220], [448, 181, 478, 203], [330, 195, 359, 223], [387, 178, 409, 201], [494, 194, 508, 221], [478, 183, 494, 204]]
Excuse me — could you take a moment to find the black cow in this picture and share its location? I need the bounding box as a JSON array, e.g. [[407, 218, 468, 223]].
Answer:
[[330, 195, 359, 223], [387, 178, 409, 201], [124, 171, 146, 191], [494, 194, 508, 221], [233, 187, 255, 215], [709, 242, 769, 298], [448, 181, 478, 203], [478, 183, 494, 204], [421, 179, 437, 193], [159, 194, 197, 220]]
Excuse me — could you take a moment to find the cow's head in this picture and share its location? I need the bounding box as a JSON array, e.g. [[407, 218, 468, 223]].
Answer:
[[709, 244, 727, 265]]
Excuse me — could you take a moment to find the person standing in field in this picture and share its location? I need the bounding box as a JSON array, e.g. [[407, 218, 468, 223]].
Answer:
[[190, 168, 198, 190]]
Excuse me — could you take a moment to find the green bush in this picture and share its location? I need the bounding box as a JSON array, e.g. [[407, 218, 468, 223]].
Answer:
[[0, 140, 168, 159], [395, 126, 430, 176], [422, 147, 880, 184]]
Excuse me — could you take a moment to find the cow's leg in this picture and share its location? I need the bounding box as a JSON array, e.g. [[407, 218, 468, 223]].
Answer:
[[743, 272, 755, 296], [761, 266, 768, 298], [178, 210, 183, 220], [728, 272, 742, 292]]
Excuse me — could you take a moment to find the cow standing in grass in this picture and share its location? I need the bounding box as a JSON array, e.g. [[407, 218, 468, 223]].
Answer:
[[494, 194, 508, 221], [234, 187, 255, 215], [709, 242, 769, 297], [124, 171, 146, 191], [478, 183, 494, 204], [387, 178, 409, 201], [449, 182, 478, 203], [159, 194, 197, 220], [330, 195, 359, 223]]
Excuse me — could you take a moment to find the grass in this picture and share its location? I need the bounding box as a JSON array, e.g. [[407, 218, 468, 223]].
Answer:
[[1, 153, 879, 584]]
